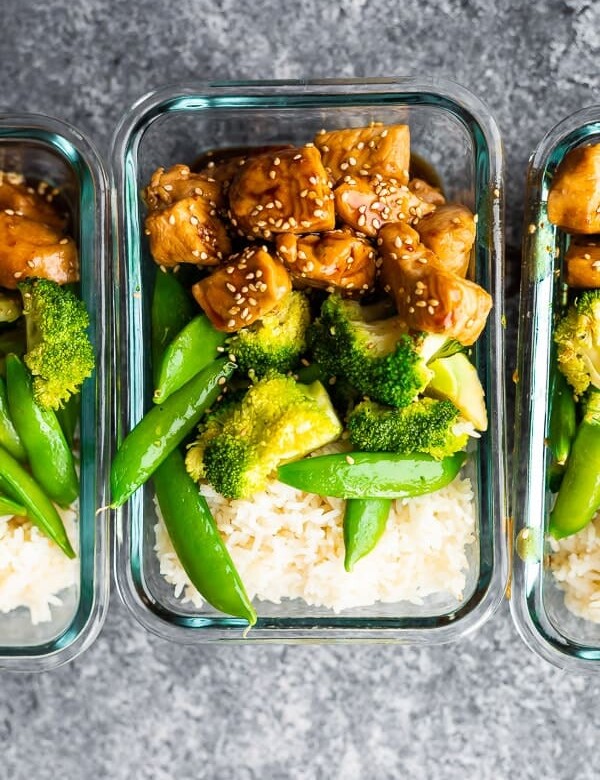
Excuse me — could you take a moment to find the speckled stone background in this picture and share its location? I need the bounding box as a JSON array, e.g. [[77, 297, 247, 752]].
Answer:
[[1, 1, 600, 778]]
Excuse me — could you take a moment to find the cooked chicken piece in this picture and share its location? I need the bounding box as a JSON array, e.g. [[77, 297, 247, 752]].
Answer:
[[408, 177, 446, 206], [548, 144, 600, 233], [276, 229, 376, 295], [314, 124, 410, 185], [228, 147, 335, 239], [145, 196, 231, 268], [334, 176, 435, 237], [0, 212, 78, 289], [378, 223, 492, 346], [416, 203, 476, 277], [192, 246, 292, 332], [143, 164, 224, 211], [194, 145, 294, 195], [564, 243, 600, 287], [0, 175, 66, 230]]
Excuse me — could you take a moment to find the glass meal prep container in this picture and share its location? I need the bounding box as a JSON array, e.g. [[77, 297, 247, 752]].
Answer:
[[0, 114, 110, 671], [512, 105, 600, 672], [112, 78, 507, 644]]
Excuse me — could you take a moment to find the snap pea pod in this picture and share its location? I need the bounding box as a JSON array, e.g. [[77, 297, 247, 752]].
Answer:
[[153, 449, 257, 625], [111, 358, 235, 508], [277, 451, 466, 498], [548, 367, 577, 468], [0, 376, 26, 461], [0, 494, 27, 517], [6, 355, 78, 507], [151, 269, 195, 383], [343, 498, 392, 572], [549, 388, 600, 539], [154, 315, 227, 404], [0, 445, 75, 557]]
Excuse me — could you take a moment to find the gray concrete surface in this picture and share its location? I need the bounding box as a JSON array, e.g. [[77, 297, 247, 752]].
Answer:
[[1, 0, 600, 778]]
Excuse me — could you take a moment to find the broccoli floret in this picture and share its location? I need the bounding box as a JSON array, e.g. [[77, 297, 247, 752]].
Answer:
[[555, 291, 600, 397], [186, 372, 343, 498], [347, 398, 472, 460], [307, 295, 447, 408], [19, 279, 94, 409], [227, 291, 310, 377]]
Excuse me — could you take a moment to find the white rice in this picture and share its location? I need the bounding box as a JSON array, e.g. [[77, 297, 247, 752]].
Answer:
[[155, 475, 476, 613], [550, 514, 600, 623], [0, 506, 79, 624]]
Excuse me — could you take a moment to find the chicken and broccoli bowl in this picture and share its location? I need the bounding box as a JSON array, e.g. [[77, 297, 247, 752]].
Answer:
[[113, 85, 505, 637]]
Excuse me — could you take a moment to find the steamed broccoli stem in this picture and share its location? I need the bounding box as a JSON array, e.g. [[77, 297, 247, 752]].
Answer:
[[227, 291, 310, 377], [308, 295, 447, 408], [19, 279, 94, 410], [186, 373, 343, 499], [555, 290, 600, 396], [347, 398, 469, 460]]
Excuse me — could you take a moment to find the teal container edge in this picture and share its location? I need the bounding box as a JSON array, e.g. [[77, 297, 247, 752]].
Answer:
[[0, 114, 111, 671]]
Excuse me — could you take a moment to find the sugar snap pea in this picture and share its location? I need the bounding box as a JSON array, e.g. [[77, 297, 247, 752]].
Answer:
[[549, 388, 600, 539], [151, 269, 195, 383], [343, 498, 392, 571], [0, 445, 75, 558], [154, 315, 227, 404], [0, 494, 27, 517], [111, 358, 236, 508], [153, 449, 256, 625], [6, 354, 78, 507], [0, 375, 26, 461], [278, 451, 466, 498]]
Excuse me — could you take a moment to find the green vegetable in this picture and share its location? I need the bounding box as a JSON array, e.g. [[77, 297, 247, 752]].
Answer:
[[154, 315, 227, 404], [228, 291, 310, 376], [307, 294, 447, 408], [277, 450, 466, 498], [554, 290, 600, 397], [0, 445, 75, 557], [19, 278, 94, 410], [151, 269, 195, 382], [111, 358, 235, 508], [0, 376, 26, 461], [0, 291, 22, 324], [343, 498, 391, 571], [56, 393, 81, 450], [186, 373, 342, 499], [548, 365, 577, 469], [0, 494, 27, 517], [549, 388, 600, 539], [427, 352, 488, 431], [153, 449, 256, 625], [6, 355, 78, 507], [347, 398, 469, 460]]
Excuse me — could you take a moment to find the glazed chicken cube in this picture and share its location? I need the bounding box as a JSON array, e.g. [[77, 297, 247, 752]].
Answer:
[[192, 246, 292, 332], [194, 145, 294, 196], [143, 164, 224, 211], [228, 147, 335, 239], [0, 173, 67, 230], [548, 144, 600, 233], [378, 223, 492, 346], [314, 124, 410, 185], [145, 196, 231, 268], [416, 203, 476, 277], [275, 229, 376, 295], [0, 212, 78, 289], [408, 177, 446, 206], [334, 176, 435, 237], [564, 243, 600, 287]]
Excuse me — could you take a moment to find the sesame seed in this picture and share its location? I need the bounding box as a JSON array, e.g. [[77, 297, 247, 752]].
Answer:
[[408, 306, 415, 314], [227, 319, 236, 328], [584, 253, 592, 260], [348, 156, 357, 166], [163, 184, 173, 192], [269, 170, 276, 180], [218, 377, 227, 386], [293, 154, 302, 160], [226, 266, 235, 274], [427, 306, 435, 315], [59, 238, 69, 245], [168, 215, 176, 225], [416, 300, 427, 308], [528, 223, 536, 234], [358, 215, 366, 227], [273, 157, 281, 166], [226, 282, 236, 292], [190, 216, 199, 225], [4, 209, 14, 216], [309, 176, 318, 185], [13, 271, 22, 279], [372, 218, 381, 230]]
